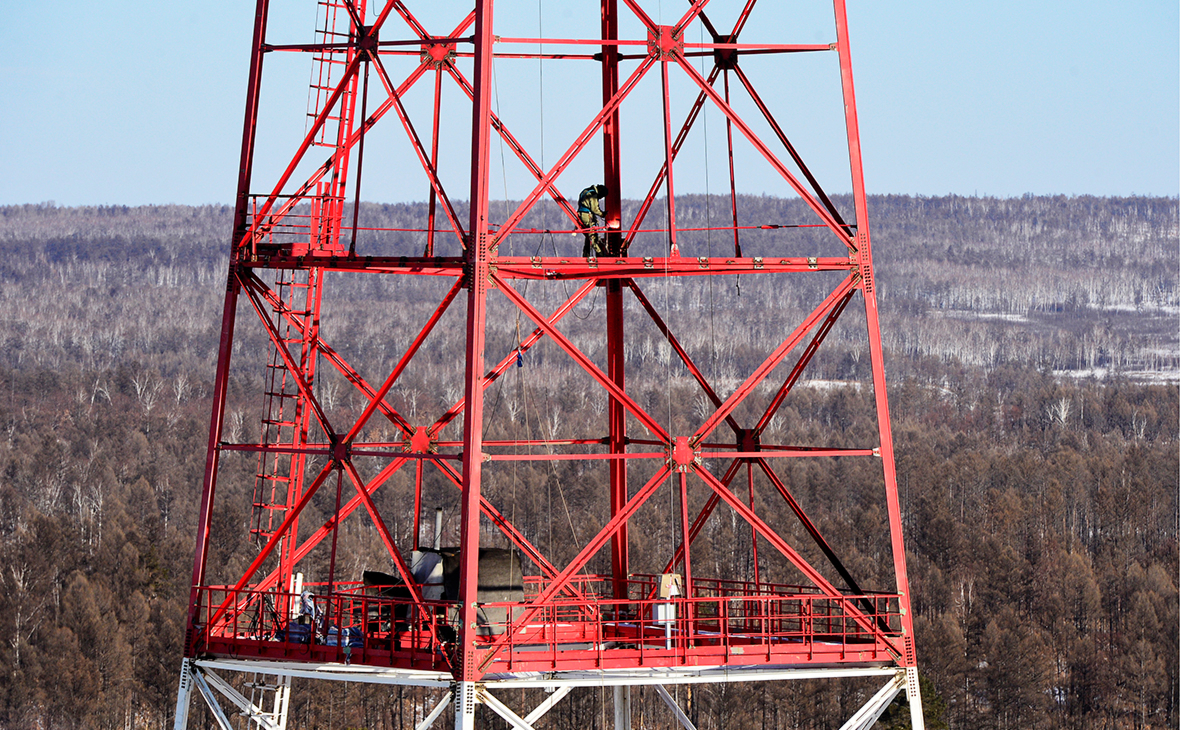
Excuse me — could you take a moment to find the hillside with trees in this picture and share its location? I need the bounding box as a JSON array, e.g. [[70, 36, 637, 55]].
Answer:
[[0, 196, 1175, 729]]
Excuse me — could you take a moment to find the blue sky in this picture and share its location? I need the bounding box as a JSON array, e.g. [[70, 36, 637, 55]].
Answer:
[[1, 0, 1176, 206]]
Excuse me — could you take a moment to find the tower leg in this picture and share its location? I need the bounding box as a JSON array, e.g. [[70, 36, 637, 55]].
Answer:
[[173, 659, 194, 730], [906, 667, 926, 730], [613, 686, 632, 730], [454, 681, 477, 730]]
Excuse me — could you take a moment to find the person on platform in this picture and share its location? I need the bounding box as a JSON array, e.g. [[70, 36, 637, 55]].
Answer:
[[577, 184, 609, 258]]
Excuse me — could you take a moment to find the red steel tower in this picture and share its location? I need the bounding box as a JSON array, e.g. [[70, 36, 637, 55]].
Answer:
[[174, 1, 925, 728]]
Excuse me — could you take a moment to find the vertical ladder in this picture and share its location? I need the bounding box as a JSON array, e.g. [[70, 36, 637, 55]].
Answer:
[[250, 269, 325, 605], [303, 0, 367, 254]]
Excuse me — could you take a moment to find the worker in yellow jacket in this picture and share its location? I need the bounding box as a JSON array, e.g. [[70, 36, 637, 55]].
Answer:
[[577, 184, 608, 257]]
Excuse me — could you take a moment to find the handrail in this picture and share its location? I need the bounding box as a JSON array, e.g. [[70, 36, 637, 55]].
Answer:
[[188, 578, 901, 674]]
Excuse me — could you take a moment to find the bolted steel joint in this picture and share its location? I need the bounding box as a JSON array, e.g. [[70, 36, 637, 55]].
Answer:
[[407, 426, 434, 453], [647, 25, 684, 59], [420, 40, 457, 69], [667, 435, 700, 472], [736, 428, 760, 453], [357, 25, 380, 56]]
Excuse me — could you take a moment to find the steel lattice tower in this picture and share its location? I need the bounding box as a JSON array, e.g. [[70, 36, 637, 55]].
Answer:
[[173, 1, 926, 728]]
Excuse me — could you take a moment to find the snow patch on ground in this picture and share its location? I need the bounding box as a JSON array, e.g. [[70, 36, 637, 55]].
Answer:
[[1052, 368, 1180, 384], [798, 379, 864, 391], [939, 310, 1031, 323]]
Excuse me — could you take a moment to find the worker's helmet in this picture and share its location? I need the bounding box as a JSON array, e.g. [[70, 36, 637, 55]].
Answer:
[[595, 184, 609, 198]]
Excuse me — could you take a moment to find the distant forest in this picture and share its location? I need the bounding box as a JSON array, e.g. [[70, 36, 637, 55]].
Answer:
[[0, 195, 1175, 729]]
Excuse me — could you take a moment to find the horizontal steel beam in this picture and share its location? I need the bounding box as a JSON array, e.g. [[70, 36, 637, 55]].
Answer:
[[194, 658, 898, 688]]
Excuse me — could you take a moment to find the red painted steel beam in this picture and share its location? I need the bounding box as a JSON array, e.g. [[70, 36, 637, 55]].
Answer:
[[730, 0, 760, 39], [724, 70, 741, 256], [601, 0, 623, 255], [456, 0, 496, 683], [606, 279, 629, 600], [604, 0, 628, 600], [186, 270, 242, 639], [628, 280, 741, 434], [431, 279, 597, 436], [672, 0, 712, 35], [446, 66, 581, 227], [484, 451, 666, 462], [698, 447, 875, 459], [492, 256, 851, 279], [231, 0, 271, 249], [691, 466, 896, 650], [621, 0, 657, 33], [348, 57, 371, 254], [478, 465, 673, 670], [660, 49, 680, 255], [834, 0, 918, 667], [678, 470, 693, 595], [425, 67, 443, 256], [693, 274, 857, 443], [240, 277, 336, 438], [755, 287, 855, 435], [672, 53, 852, 247], [245, 254, 853, 277], [747, 462, 761, 586], [493, 274, 670, 442], [491, 55, 658, 246]]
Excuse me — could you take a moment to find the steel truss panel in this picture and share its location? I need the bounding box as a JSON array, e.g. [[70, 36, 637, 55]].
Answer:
[[178, 1, 925, 728]]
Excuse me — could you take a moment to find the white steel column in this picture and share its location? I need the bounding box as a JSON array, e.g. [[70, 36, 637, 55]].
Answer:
[[454, 681, 477, 730], [173, 659, 195, 730], [613, 686, 632, 730], [906, 667, 926, 730]]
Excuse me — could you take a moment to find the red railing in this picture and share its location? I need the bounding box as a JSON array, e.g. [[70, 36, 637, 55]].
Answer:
[[188, 576, 902, 674]]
